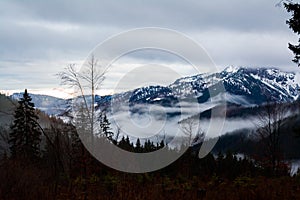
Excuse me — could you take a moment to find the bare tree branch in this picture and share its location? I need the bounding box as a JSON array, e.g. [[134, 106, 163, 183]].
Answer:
[[255, 102, 286, 174], [179, 117, 203, 146], [57, 55, 108, 153]]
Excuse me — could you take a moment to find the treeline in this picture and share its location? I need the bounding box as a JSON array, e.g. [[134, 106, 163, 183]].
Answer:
[[0, 90, 299, 199]]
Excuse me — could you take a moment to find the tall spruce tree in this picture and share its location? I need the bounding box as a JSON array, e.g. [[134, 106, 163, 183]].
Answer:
[[285, 2, 300, 66], [99, 111, 113, 141], [9, 89, 41, 159]]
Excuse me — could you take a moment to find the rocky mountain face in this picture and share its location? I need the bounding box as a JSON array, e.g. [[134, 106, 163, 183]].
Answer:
[[97, 66, 300, 108], [8, 67, 300, 116]]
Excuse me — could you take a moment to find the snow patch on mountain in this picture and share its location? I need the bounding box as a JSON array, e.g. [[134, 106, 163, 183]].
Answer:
[[224, 65, 240, 73], [6, 66, 300, 118]]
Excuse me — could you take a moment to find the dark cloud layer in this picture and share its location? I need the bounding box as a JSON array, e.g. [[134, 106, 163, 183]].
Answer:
[[2, 0, 291, 31], [0, 0, 298, 91]]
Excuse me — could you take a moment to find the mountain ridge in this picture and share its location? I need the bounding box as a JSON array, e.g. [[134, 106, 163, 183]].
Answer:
[[98, 66, 300, 107], [5, 66, 300, 116]]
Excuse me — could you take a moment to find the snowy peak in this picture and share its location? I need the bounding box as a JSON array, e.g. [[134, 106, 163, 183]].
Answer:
[[219, 67, 300, 103], [223, 65, 240, 73], [249, 68, 299, 100], [6, 67, 300, 117], [122, 66, 300, 106]]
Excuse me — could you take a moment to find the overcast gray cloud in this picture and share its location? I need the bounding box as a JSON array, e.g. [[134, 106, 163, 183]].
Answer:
[[0, 0, 292, 31], [0, 0, 299, 93]]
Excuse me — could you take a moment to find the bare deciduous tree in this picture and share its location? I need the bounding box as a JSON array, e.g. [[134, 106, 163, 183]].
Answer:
[[256, 102, 286, 174], [179, 117, 204, 147], [58, 55, 107, 139], [58, 55, 107, 200]]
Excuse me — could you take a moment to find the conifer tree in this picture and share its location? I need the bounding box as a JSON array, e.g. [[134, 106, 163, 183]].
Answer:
[[285, 2, 300, 66], [135, 138, 141, 152], [99, 111, 113, 140], [9, 89, 41, 159]]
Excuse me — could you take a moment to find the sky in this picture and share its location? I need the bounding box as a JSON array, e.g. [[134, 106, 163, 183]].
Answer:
[[0, 0, 299, 97]]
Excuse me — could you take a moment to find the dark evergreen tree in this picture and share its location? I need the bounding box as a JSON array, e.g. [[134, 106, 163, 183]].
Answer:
[[99, 111, 113, 140], [159, 139, 165, 149], [285, 2, 300, 66], [135, 138, 141, 152], [144, 139, 156, 152], [118, 136, 134, 151], [9, 89, 41, 160]]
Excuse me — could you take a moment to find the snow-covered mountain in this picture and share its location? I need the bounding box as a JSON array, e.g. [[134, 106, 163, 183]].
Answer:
[[10, 93, 69, 116], [8, 66, 300, 116], [221, 66, 300, 104], [98, 66, 300, 108]]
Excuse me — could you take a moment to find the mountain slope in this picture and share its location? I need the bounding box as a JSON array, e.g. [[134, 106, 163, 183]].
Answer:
[[97, 66, 300, 108], [7, 67, 300, 117], [10, 93, 69, 116]]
